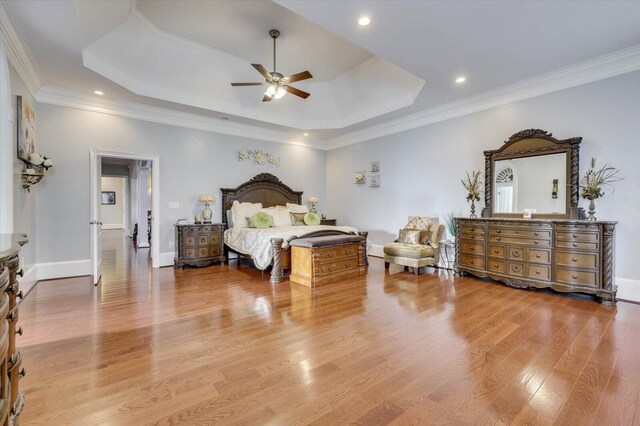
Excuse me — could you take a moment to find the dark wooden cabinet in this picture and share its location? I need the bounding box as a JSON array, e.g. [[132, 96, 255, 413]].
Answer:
[[174, 224, 225, 268], [455, 218, 616, 304], [0, 233, 28, 425], [320, 219, 337, 226]]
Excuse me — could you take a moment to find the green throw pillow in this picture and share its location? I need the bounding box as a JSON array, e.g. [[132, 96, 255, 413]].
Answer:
[[250, 211, 273, 229], [303, 211, 320, 226]]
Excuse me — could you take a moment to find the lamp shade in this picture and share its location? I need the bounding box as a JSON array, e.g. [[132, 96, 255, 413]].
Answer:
[[199, 194, 215, 203], [307, 197, 319, 203]]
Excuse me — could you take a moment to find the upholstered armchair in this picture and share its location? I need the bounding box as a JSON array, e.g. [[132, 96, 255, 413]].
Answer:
[[383, 217, 445, 276]]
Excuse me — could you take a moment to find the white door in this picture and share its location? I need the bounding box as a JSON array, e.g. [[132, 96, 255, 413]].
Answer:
[[90, 150, 102, 285]]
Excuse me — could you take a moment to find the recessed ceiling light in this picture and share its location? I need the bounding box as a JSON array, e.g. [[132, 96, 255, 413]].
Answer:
[[455, 76, 466, 84], [358, 16, 370, 26], [303, 132, 309, 136], [94, 90, 104, 95]]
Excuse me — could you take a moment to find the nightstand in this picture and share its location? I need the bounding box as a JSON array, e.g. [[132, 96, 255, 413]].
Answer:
[[320, 219, 337, 226], [174, 223, 225, 268]]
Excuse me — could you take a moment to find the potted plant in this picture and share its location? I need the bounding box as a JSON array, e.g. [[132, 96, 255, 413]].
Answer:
[[461, 170, 482, 218], [580, 158, 623, 221], [445, 211, 456, 242]]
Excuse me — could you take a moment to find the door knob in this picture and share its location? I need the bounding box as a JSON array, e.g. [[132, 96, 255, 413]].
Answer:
[[17, 269, 24, 277], [16, 327, 23, 336]]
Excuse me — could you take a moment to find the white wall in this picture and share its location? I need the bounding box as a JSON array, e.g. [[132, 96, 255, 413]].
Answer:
[[100, 176, 125, 229], [34, 103, 327, 265], [326, 70, 640, 292]]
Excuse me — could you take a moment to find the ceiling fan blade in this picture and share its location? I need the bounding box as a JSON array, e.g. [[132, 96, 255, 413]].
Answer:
[[231, 82, 264, 86], [252, 63, 272, 80], [284, 70, 312, 84], [262, 94, 273, 102], [283, 85, 310, 99]]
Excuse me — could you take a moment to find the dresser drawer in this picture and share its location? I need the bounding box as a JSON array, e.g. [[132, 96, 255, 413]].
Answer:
[[459, 254, 484, 270], [461, 242, 485, 255], [490, 228, 551, 240], [461, 232, 485, 242], [555, 240, 599, 251], [528, 249, 551, 264], [488, 245, 506, 258], [488, 259, 505, 274], [185, 248, 196, 258], [318, 244, 358, 262], [556, 251, 599, 269], [507, 262, 525, 277], [459, 224, 485, 235], [556, 268, 598, 287], [508, 247, 525, 261], [318, 257, 358, 276], [198, 247, 210, 258], [185, 236, 196, 247], [490, 236, 551, 247], [527, 264, 551, 281], [556, 231, 599, 243]]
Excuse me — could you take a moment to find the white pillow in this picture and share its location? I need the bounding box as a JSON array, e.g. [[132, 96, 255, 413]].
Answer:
[[258, 207, 292, 227], [286, 203, 309, 214], [231, 200, 263, 228]]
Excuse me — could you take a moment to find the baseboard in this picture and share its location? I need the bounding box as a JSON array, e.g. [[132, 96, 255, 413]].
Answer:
[[37, 259, 92, 281], [158, 252, 174, 267], [19, 264, 38, 300], [102, 224, 124, 230], [616, 277, 640, 303]]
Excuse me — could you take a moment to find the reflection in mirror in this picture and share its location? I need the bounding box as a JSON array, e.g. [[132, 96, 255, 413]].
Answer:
[[493, 153, 566, 214]]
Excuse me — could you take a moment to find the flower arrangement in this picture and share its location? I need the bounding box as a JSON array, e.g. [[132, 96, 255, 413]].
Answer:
[[580, 157, 622, 201], [580, 158, 623, 221], [461, 170, 482, 218], [29, 152, 54, 170]]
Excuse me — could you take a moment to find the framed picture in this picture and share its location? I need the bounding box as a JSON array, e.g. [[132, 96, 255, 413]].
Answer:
[[101, 191, 116, 205], [17, 95, 36, 162], [369, 175, 380, 187], [354, 171, 366, 184], [370, 161, 380, 172]]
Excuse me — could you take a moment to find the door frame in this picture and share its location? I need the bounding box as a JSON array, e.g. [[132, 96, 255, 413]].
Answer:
[[90, 148, 161, 270]]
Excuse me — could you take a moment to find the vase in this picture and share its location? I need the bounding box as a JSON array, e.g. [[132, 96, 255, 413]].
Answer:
[[202, 202, 212, 223], [470, 200, 477, 218], [587, 199, 597, 221]]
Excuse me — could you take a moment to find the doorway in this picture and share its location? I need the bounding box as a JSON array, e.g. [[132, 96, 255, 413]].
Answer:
[[90, 148, 160, 285]]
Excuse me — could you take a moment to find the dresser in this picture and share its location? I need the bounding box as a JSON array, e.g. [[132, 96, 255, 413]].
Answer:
[[0, 234, 28, 425], [455, 218, 616, 304], [174, 224, 225, 268]]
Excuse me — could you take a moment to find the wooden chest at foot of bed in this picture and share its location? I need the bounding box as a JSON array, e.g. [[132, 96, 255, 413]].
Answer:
[[290, 235, 368, 288]]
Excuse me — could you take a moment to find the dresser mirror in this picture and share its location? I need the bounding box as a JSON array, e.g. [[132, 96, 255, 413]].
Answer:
[[482, 129, 583, 219]]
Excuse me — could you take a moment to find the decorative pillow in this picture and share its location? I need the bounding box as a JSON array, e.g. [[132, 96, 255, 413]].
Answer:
[[272, 207, 293, 227], [286, 203, 309, 214], [250, 211, 273, 229], [231, 201, 263, 229], [290, 212, 306, 226], [404, 216, 430, 230], [398, 229, 422, 245], [419, 229, 432, 246], [303, 211, 321, 226]]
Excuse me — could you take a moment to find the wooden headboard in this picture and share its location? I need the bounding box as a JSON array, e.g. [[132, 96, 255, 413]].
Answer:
[[220, 173, 303, 227]]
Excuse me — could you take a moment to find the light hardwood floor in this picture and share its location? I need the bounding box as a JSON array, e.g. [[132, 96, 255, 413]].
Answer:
[[17, 231, 640, 425]]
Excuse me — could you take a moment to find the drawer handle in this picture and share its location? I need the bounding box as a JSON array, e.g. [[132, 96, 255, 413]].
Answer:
[[328, 266, 335, 271], [328, 253, 334, 258], [514, 231, 520, 234], [512, 251, 521, 258], [572, 257, 578, 262], [534, 232, 539, 236], [17, 269, 24, 278], [469, 260, 474, 264], [572, 234, 578, 238], [16, 327, 23, 336], [493, 263, 499, 268], [572, 243, 578, 248], [512, 265, 521, 272], [535, 270, 541, 275], [572, 274, 578, 279], [496, 237, 501, 241], [536, 254, 541, 259], [19, 368, 26, 378], [496, 230, 501, 234], [345, 263, 352, 268], [494, 250, 499, 254], [16, 291, 23, 300], [470, 235, 475, 239], [534, 241, 539, 245], [470, 247, 475, 251]]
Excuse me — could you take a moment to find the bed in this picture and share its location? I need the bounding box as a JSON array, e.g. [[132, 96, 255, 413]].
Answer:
[[220, 173, 368, 283]]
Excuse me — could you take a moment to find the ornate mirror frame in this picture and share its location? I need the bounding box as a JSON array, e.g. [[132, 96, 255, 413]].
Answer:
[[482, 129, 583, 219]]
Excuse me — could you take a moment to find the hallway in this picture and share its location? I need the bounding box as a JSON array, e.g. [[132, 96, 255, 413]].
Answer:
[[100, 229, 151, 286]]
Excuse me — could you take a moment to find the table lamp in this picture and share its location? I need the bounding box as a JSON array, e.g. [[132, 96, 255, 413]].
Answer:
[[199, 194, 215, 223], [307, 197, 319, 213]]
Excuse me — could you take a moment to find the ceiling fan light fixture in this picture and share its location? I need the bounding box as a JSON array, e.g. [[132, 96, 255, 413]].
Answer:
[[265, 85, 276, 96], [274, 87, 287, 99]]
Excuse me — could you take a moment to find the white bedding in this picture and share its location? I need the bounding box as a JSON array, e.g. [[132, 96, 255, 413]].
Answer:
[[224, 225, 359, 270]]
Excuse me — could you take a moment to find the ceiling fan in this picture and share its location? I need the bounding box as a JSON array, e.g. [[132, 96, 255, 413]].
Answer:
[[231, 29, 313, 102]]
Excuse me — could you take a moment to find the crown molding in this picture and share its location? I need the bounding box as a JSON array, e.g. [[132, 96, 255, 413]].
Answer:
[[35, 86, 327, 149], [328, 44, 640, 150], [0, 2, 42, 96]]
